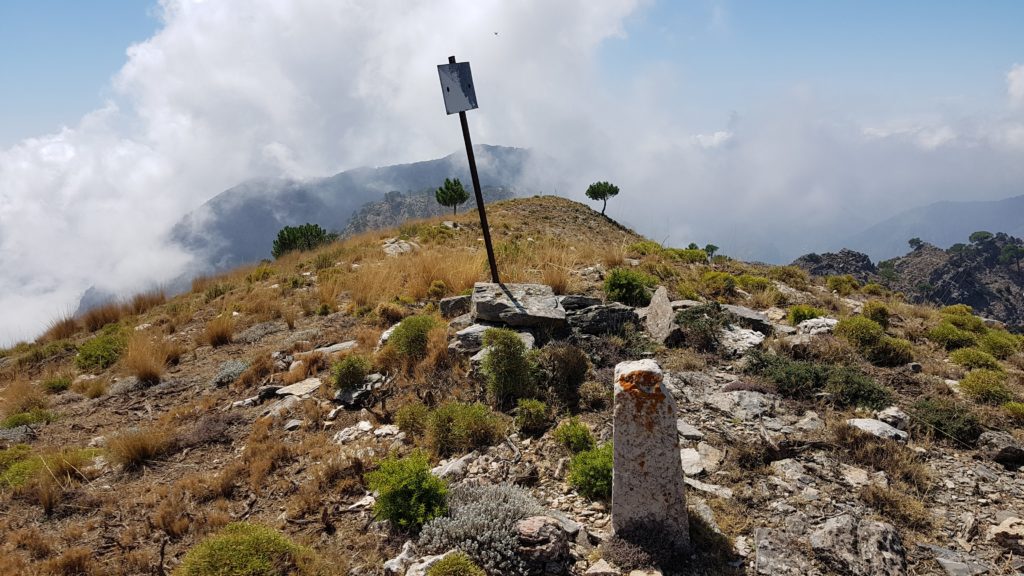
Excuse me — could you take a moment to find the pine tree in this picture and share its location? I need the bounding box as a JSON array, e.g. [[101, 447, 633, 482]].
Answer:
[[435, 178, 470, 216]]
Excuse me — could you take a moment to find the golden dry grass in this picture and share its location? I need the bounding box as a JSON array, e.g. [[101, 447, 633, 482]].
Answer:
[[107, 426, 174, 471], [80, 301, 125, 332], [70, 377, 107, 399], [128, 289, 166, 315], [39, 314, 79, 343], [1, 376, 48, 419], [204, 314, 234, 347], [122, 332, 170, 386]]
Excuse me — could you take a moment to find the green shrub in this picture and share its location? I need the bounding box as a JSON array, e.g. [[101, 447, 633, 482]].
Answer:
[[514, 399, 550, 435], [271, 223, 336, 259], [389, 315, 439, 361], [1003, 401, 1024, 421], [331, 354, 371, 390], [42, 374, 72, 393], [940, 306, 987, 334], [1, 408, 57, 429], [949, 348, 1002, 371], [604, 268, 656, 307], [959, 369, 1012, 405], [662, 248, 707, 264], [568, 443, 613, 501], [909, 398, 982, 445], [365, 450, 448, 531], [861, 283, 887, 296], [787, 305, 826, 325], [578, 381, 612, 410], [736, 274, 772, 292], [700, 271, 737, 299], [627, 240, 662, 256], [824, 367, 891, 410], [426, 552, 486, 576], [747, 352, 830, 400], [928, 320, 978, 350], [552, 418, 595, 454], [75, 325, 126, 371], [427, 402, 506, 457], [979, 330, 1021, 359], [865, 337, 914, 367], [767, 266, 809, 290], [835, 316, 884, 348], [535, 343, 589, 406], [941, 304, 973, 316], [862, 301, 891, 328], [396, 402, 430, 437], [176, 522, 315, 576], [482, 328, 535, 408], [826, 275, 859, 296], [675, 303, 727, 353]]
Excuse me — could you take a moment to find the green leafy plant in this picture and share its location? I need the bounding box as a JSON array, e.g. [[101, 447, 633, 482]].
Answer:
[[585, 181, 620, 215], [535, 343, 589, 407], [603, 268, 656, 307], [426, 552, 486, 576], [482, 328, 535, 407], [389, 315, 440, 361], [959, 369, 1012, 404], [42, 373, 72, 394], [75, 324, 127, 371], [675, 303, 727, 352], [928, 320, 978, 350], [1, 408, 57, 429], [271, 223, 336, 259], [427, 402, 506, 457], [910, 397, 982, 445], [979, 330, 1021, 359], [824, 367, 892, 410], [396, 402, 430, 437], [331, 354, 371, 390], [865, 336, 914, 367], [365, 450, 448, 531], [553, 417, 595, 454], [835, 316, 884, 348], [949, 348, 1002, 372], [176, 522, 317, 576], [662, 248, 707, 264], [862, 301, 891, 328], [435, 178, 470, 216], [568, 443, 613, 501], [826, 275, 859, 296], [1003, 401, 1024, 421], [700, 271, 737, 299], [514, 399, 550, 436], [736, 274, 772, 292], [787, 305, 826, 325]]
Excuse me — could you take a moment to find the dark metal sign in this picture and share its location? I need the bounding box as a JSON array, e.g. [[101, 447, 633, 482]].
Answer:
[[437, 61, 479, 115]]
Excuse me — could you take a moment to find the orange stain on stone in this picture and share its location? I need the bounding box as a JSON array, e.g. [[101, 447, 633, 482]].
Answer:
[[617, 370, 666, 431]]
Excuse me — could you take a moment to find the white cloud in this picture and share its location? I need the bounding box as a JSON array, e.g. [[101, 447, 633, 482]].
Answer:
[[1, 1, 1022, 344], [1009, 63, 1024, 109]]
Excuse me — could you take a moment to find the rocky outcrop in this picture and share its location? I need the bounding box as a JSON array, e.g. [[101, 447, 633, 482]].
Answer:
[[471, 283, 568, 332], [792, 249, 878, 284]]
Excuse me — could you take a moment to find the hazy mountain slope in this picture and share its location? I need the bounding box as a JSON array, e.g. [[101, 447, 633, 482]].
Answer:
[[842, 194, 1024, 260], [169, 145, 533, 272], [342, 186, 516, 236]]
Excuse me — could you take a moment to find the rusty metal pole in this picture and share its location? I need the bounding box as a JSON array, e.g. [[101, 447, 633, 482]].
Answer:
[[449, 55, 500, 284]]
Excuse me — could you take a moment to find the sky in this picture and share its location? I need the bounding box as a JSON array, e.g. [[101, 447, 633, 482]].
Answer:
[[1, 0, 1023, 343]]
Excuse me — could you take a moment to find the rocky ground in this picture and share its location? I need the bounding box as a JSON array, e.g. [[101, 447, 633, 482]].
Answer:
[[1, 196, 1023, 576]]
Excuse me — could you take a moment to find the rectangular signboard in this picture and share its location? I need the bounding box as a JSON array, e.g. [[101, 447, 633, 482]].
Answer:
[[437, 61, 479, 115]]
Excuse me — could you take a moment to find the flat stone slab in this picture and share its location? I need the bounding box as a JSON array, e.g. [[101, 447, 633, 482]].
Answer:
[[847, 418, 908, 443], [439, 295, 471, 318], [722, 304, 773, 334], [568, 303, 639, 335], [798, 317, 838, 335], [707, 390, 776, 420], [276, 377, 322, 397], [470, 282, 567, 330]]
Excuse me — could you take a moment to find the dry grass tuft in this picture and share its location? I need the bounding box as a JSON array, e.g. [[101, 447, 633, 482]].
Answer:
[[542, 265, 571, 295], [860, 484, 933, 532], [1, 376, 48, 419], [204, 314, 234, 347], [70, 377, 108, 399], [243, 418, 291, 492], [122, 332, 170, 386], [39, 313, 79, 343], [831, 423, 930, 493], [80, 301, 125, 332], [235, 352, 275, 390], [40, 547, 95, 576], [128, 289, 166, 315], [12, 527, 53, 559], [602, 245, 625, 269], [107, 426, 174, 471]]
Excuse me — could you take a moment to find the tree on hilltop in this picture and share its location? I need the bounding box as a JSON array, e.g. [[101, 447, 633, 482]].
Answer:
[[908, 237, 924, 250], [999, 244, 1024, 276], [969, 231, 994, 243], [435, 178, 469, 216], [272, 223, 336, 259], [704, 244, 719, 261], [585, 181, 619, 216]]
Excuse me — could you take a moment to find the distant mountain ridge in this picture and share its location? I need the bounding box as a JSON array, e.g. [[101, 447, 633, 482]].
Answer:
[[842, 194, 1024, 261], [343, 186, 516, 236]]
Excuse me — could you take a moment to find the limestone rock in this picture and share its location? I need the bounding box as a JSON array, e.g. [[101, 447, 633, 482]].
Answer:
[[875, 406, 910, 431], [382, 237, 419, 256], [517, 515, 570, 573], [797, 318, 838, 335], [707, 390, 775, 420], [809, 514, 906, 576], [718, 325, 765, 357], [470, 282, 568, 331], [559, 294, 603, 311], [0, 425, 35, 445], [584, 559, 620, 576], [846, 418, 908, 443], [439, 294, 471, 318], [431, 451, 478, 480], [448, 323, 501, 354], [404, 550, 454, 576], [721, 304, 773, 334], [644, 286, 683, 345], [383, 540, 416, 576], [612, 359, 689, 554], [676, 419, 704, 441], [754, 528, 813, 575], [989, 516, 1024, 553], [568, 303, 639, 335], [978, 431, 1024, 470], [276, 378, 322, 397]]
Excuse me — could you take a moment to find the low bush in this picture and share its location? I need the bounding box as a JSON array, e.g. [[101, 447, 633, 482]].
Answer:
[[627, 240, 662, 256], [979, 330, 1022, 359], [75, 324, 127, 371], [204, 314, 234, 347], [662, 248, 707, 264], [578, 381, 612, 410], [767, 265, 809, 289], [390, 315, 440, 362], [1004, 401, 1024, 421], [950, 348, 1002, 371], [553, 417, 595, 453], [331, 354, 371, 390], [862, 300, 891, 328], [825, 274, 859, 296], [426, 552, 486, 576], [482, 328, 535, 408], [675, 303, 727, 353], [534, 343, 589, 407], [736, 274, 772, 292], [80, 301, 125, 332], [787, 305, 825, 325], [909, 397, 982, 445], [41, 373, 72, 394], [861, 283, 888, 296], [835, 316, 884, 348], [865, 336, 914, 367], [123, 332, 171, 386], [177, 522, 318, 576], [824, 367, 892, 410], [941, 306, 987, 333], [1, 408, 57, 429], [514, 399, 549, 435], [860, 484, 933, 531], [928, 320, 978, 350], [959, 369, 1012, 404], [604, 268, 656, 307], [700, 271, 736, 299], [365, 450, 448, 531], [427, 402, 506, 458], [568, 443, 613, 500], [419, 484, 543, 576], [745, 351, 830, 400], [396, 402, 430, 437]]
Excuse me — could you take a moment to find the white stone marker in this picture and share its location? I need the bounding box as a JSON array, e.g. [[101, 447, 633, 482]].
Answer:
[[612, 359, 690, 552]]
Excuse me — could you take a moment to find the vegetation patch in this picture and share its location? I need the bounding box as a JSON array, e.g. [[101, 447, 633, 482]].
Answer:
[[482, 328, 535, 408], [604, 268, 656, 307], [365, 450, 448, 531], [928, 320, 978, 350], [331, 354, 371, 390], [825, 274, 859, 296], [862, 300, 891, 328], [979, 330, 1022, 359], [787, 304, 825, 325], [700, 271, 737, 299], [675, 303, 728, 353], [176, 522, 318, 576], [534, 342, 589, 407], [426, 551, 486, 576], [427, 402, 506, 458], [909, 397, 982, 445], [959, 369, 1012, 404], [949, 348, 1002, 371], [75, 324, 127, 371], [389, 315, 440, 362], [514, 399, 550, 436], [553, 417, 595, 454], [568, 442, 613, 501]]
